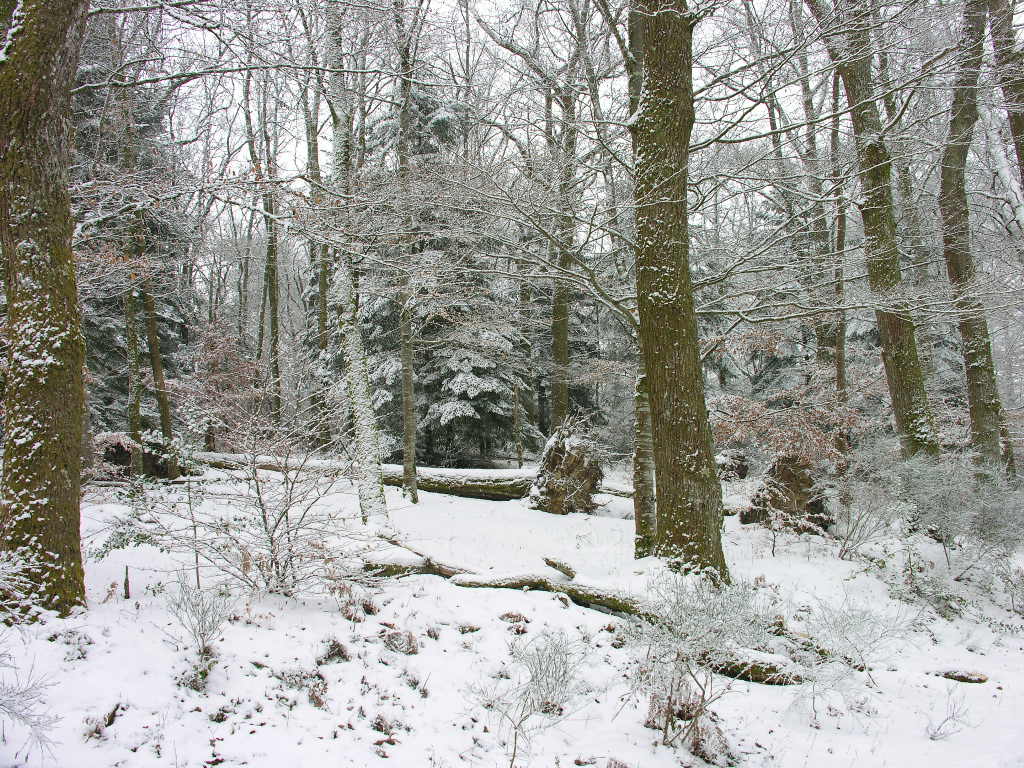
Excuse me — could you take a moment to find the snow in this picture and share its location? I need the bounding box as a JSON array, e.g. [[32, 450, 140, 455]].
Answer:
[[4, 474, 1024, 768]]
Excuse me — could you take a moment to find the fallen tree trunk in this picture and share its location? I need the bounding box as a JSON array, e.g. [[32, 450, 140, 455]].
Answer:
[[365, 538, 865, 687], [195, 452, 534, 501]]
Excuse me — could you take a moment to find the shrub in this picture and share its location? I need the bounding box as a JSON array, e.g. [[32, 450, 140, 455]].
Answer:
[[0, 552, 55, 753], [628, 574, 774, 759]]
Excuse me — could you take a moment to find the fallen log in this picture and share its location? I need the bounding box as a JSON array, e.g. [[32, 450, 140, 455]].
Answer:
[[194, 452, 534, 501], [707, 654, 804, 686], [543, 556, 576, 580], [450, 571, 658, 621], [381, 467, 531, 501], [368, 538, 867, 687]]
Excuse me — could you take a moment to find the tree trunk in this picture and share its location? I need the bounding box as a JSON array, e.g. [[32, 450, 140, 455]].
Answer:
[[988, 0, 1024, 193], [632, 373, 657, 558], [830, 70, 848, 403], [514, 381, 524, 468], [806, 0, 939, 457], [337, 255, 388, 523], [395, 3, 419, 502], [0, 0, 89, 615], [399, 297, 418, 502], [326, 1, 388, 524], [549, 90, 578, 428], [631, 0, 729, 580], [262, 191, 282, 424], [940, 0, 1012, 469], [141, 283, 179, 480], [125, 288, 144, 476]]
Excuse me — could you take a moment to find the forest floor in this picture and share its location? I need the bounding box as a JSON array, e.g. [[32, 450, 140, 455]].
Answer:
[[3, 469, 1024, 768]]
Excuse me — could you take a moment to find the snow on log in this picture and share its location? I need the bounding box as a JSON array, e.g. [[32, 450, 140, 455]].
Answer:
[[194, 452, 533, 501]]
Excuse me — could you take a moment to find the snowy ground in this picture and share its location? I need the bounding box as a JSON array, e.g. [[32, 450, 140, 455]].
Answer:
[[3, 471, 1024, 768]]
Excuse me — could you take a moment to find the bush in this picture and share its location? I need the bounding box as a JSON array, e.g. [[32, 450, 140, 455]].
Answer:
[[628, 574, 774, 760], [824, 442, 1024, 581], [469, 630, 588, 766], [100, 444, 382, 595], [165, 574, 234, 658], [0, 552, 55, 754]]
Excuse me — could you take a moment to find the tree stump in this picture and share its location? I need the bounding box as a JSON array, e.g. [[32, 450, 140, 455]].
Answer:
[[741, 454, 831, 532], [715, 450, 749, 480], [529, 421, 603, 515]]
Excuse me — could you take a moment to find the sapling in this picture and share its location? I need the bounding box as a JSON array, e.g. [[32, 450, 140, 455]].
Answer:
[[469, 630, 588, 767]]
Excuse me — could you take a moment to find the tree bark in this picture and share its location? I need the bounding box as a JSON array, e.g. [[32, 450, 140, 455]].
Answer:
[[325, 1, 388, 524], [394, 0, 419, 502], [141, 283, 179, 479], [988, 0, 1024, 193], [939, 0, 1012, 469], [0, 0, 90, 615], [631, 0, 729, 580], [805, 0, 939, 457], [125, 287, 144, 476], [632, 373, 657, 558]]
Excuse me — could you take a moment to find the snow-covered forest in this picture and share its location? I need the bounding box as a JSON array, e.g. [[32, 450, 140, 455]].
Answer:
[[2, 0, 1024, 765]]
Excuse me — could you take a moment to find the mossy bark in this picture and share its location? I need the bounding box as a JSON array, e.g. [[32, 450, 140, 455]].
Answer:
[[806, 0, 939, 457], [124, 287, 144, 476], [939, 0, 1012, 469], [988, 0, 1024, 192], [0, 0, 90, 616], [141, 283, 179, 480], [631, 0, 729, 581]]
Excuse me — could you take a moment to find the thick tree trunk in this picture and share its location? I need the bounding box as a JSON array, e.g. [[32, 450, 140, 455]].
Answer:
[[141, 283, 179, 479], [631, 0, 729, 580], [806, 0, 939, 457], [632, 373, 657, 558], [940, 0, 1011, 469], [0, 0, 89, 615], [988, 0, 1024, 193]]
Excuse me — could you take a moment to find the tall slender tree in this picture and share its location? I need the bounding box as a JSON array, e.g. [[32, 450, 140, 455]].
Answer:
[[805, 0, 940, 457], [939, 0, 1013, 469]]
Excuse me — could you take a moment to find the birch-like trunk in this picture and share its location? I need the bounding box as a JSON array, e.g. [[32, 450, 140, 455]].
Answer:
[[325, 1, 387, 523], [632, 373, 657, 558]]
